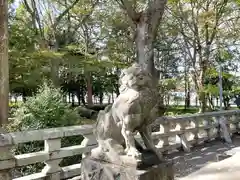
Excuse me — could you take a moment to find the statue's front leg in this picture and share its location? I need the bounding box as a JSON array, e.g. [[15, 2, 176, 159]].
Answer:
[[140, 126, 163, 160], [121, 116, 141, 159]]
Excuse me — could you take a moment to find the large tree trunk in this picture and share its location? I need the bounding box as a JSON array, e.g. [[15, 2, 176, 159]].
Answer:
[[50, 36, 60, 86], [192, 63, 207, 113], [135, 16, 157, 79], [86, 72, 93, 105], [198, 83, 207, 113], [117, 0, 167, 80], [0, 0, 9, 126]]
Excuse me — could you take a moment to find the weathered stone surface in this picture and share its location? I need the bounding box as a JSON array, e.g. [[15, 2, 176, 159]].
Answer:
[[137, 163, 174, 180], [8, 125, 94, 144], [91, 63, 163, 163], [81, 156, 174, 180]]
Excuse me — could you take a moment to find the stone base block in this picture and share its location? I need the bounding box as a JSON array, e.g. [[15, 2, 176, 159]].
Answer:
[[81, 157, 174, 180], [136, 163, 174, 180]]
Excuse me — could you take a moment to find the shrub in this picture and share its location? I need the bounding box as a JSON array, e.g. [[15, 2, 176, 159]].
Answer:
[[9, 82, 80, 131], [9, 102, 19, 117], [7, 82, 83, 176]]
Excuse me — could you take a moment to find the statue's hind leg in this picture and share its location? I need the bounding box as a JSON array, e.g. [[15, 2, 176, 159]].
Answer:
[[139, 126, 163, 160]]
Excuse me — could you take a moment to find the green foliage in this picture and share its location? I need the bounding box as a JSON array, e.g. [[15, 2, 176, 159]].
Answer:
[[9, 82, 79, 131], [9, 49, 63, 97], [204, 67, 239, 109], [204, 84, 219, 97], [205, 68, 234, 92], [232, 86, 240, 96], [165, 106, 198, 116], [7, 82, 83, 175], [8, 102, 19, 117], [161, 78, 178, 92]]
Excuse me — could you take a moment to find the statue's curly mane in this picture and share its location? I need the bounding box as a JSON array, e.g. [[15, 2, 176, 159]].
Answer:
[[119, 63, 153, 93]]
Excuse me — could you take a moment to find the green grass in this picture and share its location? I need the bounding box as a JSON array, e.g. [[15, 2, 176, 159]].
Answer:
[[165, 105, 239, 116], [165, 106, 198, 116]]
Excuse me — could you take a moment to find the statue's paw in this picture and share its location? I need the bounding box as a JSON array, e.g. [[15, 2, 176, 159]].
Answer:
[[91, 146, 104, 159], [105, 138, 124, 155], [124, 147, 130, 154], [126, 148, 141, 159]]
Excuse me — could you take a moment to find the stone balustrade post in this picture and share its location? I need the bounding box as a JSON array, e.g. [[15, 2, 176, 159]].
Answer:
[[218, 115, 232, 144], [42, 138, 62, 180], [237, 112, 240, 123], [192, 118, 200, 144], [162, 119, 170, 148], [205, 117, 212, 141], [80, 134, 97, 158], [232, 112, 240, 132], [0, 131, 14, 180], [226, 115, 233, 137], [177, 121, 190, 152], [238, 112, 240, 133]]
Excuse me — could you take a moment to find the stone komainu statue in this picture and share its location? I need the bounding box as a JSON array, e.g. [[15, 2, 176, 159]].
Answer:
[[91, 63, 163, 162]]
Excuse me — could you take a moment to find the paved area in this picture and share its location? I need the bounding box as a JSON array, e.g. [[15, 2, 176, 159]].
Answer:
[[179, 153, 240, 180], [165, 136, 240, 180]]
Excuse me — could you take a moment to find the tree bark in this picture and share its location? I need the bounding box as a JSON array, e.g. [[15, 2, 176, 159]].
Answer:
[[50, 39, 60, 86], [135, 14, 156, 79], [198, 70, 207, 113], [208, 95, 214, 110], [86, 72, 93, 105], [0, 0, 9, 126], [71, 93, 75, 107], [116, 0, 167, 80]]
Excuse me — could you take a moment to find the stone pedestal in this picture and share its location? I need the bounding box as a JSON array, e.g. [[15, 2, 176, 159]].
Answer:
[[136, 164, 174, 180], [81, 156, 174, 180]]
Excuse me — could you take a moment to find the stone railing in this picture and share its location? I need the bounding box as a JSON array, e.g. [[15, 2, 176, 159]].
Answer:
[[1, 110, 240, 180], [0, 125, 97, 180]]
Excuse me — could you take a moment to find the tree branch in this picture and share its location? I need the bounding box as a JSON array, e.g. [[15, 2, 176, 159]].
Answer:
[[53, 0, 81, 28], [23, 0, 34, 17], [209, 0, 229, 44], [114, 0, 137, 21], [147, 0, 168, 38]]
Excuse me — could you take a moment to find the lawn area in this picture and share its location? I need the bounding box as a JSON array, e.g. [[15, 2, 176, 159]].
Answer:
[[165, 105, 239, 116], [165, 106, 199, 115]]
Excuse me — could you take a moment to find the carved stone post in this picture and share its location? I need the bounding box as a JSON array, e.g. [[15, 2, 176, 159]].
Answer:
[[162, 119, 169, 148], [42, 138, 61, 180], [235, 111, 240, 132], [232, 112, 240, 132], [0, 131, 13, 180], [205, 117, 213, 141], [192, 117, 201, 144], [218, 115, 232, 144], [177, 121, 190, 152], [81, 134, 97, 158]]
